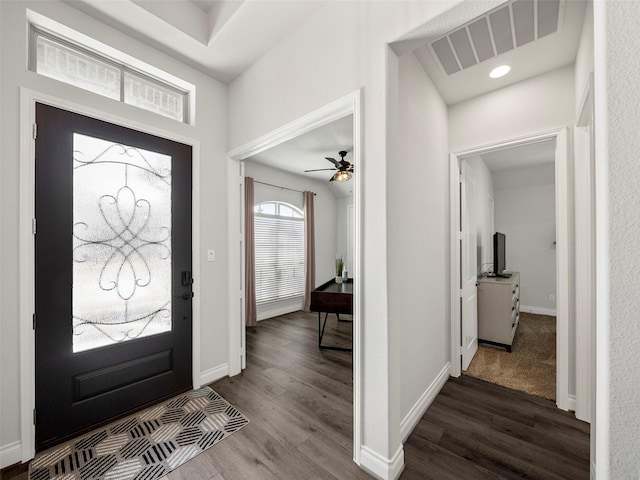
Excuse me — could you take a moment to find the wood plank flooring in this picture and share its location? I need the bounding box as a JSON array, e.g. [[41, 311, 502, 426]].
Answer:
[[1, 311, 590, 480], [402, 376, 590, 479]]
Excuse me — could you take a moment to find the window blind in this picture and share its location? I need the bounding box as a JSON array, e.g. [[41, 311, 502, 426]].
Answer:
[[254, 215, 304, 304]]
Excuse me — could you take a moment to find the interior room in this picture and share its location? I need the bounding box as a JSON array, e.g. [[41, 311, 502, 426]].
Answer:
[[3, 0, 640, 479], [243, 114, 355, 324], [460, 140, 558, 401]]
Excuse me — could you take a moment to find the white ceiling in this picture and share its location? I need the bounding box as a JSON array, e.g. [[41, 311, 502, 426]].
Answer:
[[64, 1, 585, 184], [66, 0, 325, 83], [471, 139, 556, 172], [246, 115, 354, 198], [414, 0, 587, 105]]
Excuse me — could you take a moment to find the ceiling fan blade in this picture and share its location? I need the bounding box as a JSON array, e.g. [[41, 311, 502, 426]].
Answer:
[[325, 157, 340, 167], [329, 175, 335, 182], [304, 168, 337, 172]]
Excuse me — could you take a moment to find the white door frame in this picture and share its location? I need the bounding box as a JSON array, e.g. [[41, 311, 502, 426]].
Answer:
[[449, 127, 572, 411], [574, 73, 595, 423], [226, 89, 363, 463], [18, 88, 202, 461]]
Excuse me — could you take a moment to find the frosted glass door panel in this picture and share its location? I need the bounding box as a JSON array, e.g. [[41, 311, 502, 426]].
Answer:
[[72, 133, 172, 353]]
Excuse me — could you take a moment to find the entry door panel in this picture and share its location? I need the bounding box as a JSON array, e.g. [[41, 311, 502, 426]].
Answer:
[[35, 103, 193, 451]]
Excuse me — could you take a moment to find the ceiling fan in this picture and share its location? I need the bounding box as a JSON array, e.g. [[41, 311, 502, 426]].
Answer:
[[304, 150, 354, 182]]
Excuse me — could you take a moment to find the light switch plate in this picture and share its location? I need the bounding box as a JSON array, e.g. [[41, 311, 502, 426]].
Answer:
[[207, 249, 216, 262]]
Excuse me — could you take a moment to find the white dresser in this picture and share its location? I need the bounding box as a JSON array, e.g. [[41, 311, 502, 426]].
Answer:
[[477, 272, 520, 352]]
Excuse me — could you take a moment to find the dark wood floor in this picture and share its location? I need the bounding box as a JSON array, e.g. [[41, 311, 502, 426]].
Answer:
[[2, 311, 589, 480], [402, 376, 590, 479]]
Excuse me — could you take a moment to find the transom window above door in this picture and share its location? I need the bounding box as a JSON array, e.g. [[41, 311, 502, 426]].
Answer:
[[28, 21, 193, 123]]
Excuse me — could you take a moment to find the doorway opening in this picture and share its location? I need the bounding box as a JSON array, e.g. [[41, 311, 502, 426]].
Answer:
[[456, 137, 559, 402], [226, 90, 363, 463], [450, 129, 571, 409]]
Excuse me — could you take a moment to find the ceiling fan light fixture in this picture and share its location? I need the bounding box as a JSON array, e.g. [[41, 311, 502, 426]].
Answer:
[[333, 170, 352, 182]]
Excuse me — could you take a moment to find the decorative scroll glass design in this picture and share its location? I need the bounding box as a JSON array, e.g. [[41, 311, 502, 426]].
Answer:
[[72, 133, 172, 353]]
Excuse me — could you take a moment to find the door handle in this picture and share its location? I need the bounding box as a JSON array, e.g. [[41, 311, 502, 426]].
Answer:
[[181, 271, 193, 286], [180, 292, 194, 300]]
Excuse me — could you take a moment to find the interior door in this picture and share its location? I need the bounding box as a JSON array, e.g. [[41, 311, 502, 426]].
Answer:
[[35, 103, 193, 451], [461, 161, 478, 370]]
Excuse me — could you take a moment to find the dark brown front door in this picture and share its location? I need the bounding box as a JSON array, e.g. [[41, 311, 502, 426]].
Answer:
[[34, 103, 193, 451]]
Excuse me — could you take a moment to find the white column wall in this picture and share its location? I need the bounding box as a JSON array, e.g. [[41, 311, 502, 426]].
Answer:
[[594, 1, 640, 477], [392, 51, 450, 435], [228, 0, 466, 473]]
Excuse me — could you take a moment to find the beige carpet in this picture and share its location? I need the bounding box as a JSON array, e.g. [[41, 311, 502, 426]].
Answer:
[[464, 312, 556, 400]]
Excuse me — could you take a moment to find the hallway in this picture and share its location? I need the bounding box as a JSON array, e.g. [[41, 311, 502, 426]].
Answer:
[[2, 311, 589, 480]]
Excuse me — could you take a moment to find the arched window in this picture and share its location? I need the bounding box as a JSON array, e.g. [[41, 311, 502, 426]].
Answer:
[[254, 201, 304, 303]]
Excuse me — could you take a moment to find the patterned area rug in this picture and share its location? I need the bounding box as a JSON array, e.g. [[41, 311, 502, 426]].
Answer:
[[464, 313, 556, 400], [29, 387, 249, 480]]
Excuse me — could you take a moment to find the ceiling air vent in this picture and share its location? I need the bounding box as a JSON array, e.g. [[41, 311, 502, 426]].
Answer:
[[430, 0, 562, 76]]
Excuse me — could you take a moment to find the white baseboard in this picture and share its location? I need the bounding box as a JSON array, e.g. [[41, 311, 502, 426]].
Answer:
[[520, 305, 557, 316], [200, 363, 229, 386], [0, 441, 22, 470], [400, 363, 450, 442], [567, 394, 577, 412], [360, 444, 404, 480]]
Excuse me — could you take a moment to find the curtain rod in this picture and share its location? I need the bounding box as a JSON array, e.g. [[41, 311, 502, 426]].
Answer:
[[253, 180, 316, 196]]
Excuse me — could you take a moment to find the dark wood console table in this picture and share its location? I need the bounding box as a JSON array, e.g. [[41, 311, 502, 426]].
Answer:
[[309, 279, 353, 351]]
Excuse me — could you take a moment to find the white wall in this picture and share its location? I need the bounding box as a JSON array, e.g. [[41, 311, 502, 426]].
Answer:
[[465, 157, 494, 274], [243, 162, 338, 320], [0, 1, 229, 466], [594, 1, 640, 477], [493, 165, 557, 313], [449, 66, 575, 152], [574, 1, 594, 112], [228, 1, 467, 471], [463, 156, 557, 313], [335, 195, 354, 276], [390, 51, 450, 436]]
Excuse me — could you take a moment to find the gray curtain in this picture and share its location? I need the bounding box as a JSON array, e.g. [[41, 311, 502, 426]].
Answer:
[[244, 177, 257, 327], [302, 191, 316, 312]]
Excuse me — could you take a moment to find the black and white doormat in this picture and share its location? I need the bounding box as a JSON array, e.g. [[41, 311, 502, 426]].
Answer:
[[29, 387, 248, 480]]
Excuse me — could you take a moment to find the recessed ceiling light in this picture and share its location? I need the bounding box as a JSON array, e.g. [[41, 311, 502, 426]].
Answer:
[[489, 65, 511, 78]]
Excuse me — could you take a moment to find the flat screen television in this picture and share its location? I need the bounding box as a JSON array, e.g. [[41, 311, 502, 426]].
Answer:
[[493, 232, 508, 277]]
